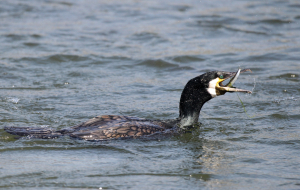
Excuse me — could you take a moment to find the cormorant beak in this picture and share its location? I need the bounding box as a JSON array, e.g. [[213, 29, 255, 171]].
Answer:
[[216, 69, 252, 96]]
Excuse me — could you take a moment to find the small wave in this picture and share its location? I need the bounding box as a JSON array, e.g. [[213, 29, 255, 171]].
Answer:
[[130, 32, 168, 44], [4, 33, 42, 42], [171, 55, 206, 63], [138, 59, 178, 68], [4, 34, 27, 41], [46, 54, 90, 63], [223, 26, 268, 35], [260, 19, 291, 25], [130, 32, 160, 41], [173, 4, 191, 12], [167, 66, 195, 72], [243, 53, 291, 62], [192, 15, 241, 28], [23, 42, 40, 47], [12, 54, 92, 65], [268, 73, 298, 82]]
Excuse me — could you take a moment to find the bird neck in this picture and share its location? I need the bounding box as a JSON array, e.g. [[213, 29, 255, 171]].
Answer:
[[178, 78, 213, 127]]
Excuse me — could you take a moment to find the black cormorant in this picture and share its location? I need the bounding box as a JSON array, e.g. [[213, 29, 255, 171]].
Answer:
[[4, 69, 251, 140]]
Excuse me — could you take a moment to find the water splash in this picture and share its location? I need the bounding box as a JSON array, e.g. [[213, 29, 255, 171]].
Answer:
[[7, 97, 20, 104], [273, 97, 297, 104]]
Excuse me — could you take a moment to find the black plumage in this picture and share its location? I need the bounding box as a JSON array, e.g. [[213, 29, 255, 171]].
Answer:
[[4, 70, 251, 140]]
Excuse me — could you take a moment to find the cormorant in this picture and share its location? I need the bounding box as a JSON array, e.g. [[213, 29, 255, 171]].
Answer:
[[4, 69, 251, 140]]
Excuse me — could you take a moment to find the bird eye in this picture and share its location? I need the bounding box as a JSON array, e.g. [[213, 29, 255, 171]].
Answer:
[[219, 75, 224, 79]]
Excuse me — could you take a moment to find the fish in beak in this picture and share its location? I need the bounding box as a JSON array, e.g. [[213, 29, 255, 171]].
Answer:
[[216, 68, 252, 96]]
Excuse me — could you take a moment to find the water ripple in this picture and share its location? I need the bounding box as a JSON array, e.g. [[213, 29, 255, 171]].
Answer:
[[1, 0, 300, 189]]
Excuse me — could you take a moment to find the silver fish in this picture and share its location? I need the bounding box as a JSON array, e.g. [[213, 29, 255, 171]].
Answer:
[[217, 68, 252, 94]]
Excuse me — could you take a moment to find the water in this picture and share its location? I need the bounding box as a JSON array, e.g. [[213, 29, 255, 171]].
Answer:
[[1, 0, 300, 189]]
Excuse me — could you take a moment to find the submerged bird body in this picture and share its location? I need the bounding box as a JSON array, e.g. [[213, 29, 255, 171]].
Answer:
[[4, 115, 176, 140], [4, 70, 251, 140]]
